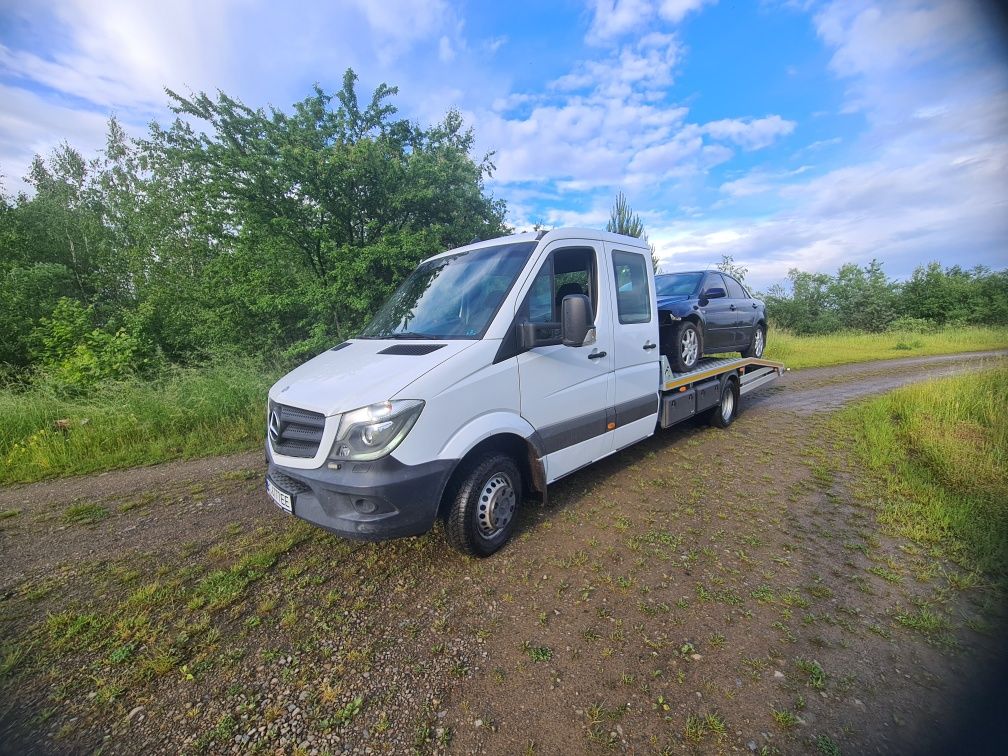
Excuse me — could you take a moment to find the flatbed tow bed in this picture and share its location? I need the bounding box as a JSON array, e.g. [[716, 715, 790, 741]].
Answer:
[[657, 356, 785, 429]]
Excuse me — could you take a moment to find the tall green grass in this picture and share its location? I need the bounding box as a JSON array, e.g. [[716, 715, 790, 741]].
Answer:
[[0, 360, 277, 485], [2, 326, 1006, 486], [764, 325, 1008, 370], [838, 368, 1008, 585]]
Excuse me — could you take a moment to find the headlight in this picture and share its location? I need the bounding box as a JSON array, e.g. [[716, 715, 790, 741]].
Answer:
[[328, 400, 424, 461]]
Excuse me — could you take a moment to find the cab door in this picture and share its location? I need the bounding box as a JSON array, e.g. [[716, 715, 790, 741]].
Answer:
[[514, 241, 615, 482], [605, 246, 659, 450]]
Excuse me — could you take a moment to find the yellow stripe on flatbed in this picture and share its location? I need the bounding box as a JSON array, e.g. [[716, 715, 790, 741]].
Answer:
[[662, 357, 785, 392]]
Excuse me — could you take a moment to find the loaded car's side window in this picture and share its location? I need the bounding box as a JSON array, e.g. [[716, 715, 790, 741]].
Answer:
[[723, 274, 748, 300], [525, 247, 598, 324], [612, 250, 652, 324], [704, 272, 728, 295]]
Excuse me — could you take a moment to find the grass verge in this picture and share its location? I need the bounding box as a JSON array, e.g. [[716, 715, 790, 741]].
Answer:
[[0, 359, 276, 484], [1, 327, 1005, 484], [837, 367, 1008, 586], [765, 326, 1008, 370]]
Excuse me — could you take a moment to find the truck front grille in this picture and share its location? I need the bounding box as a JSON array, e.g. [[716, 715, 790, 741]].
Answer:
[[268, 401, 326, 458]]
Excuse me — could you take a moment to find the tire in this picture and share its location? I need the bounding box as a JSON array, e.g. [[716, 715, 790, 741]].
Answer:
[[669, 320, 702, 372], [708, 377, 740, 428], [445, 453, 521, 557], [741, 323, 766, 359]]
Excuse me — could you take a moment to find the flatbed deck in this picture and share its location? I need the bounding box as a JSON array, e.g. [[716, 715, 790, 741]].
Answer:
[[661, 355, 786, 393]]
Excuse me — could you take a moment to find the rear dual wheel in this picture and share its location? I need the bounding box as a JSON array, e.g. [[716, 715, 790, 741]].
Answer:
[[708, 377, 740, 428]]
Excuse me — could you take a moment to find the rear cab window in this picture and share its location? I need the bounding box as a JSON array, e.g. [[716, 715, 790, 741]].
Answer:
[[612, 250, 652, 324]]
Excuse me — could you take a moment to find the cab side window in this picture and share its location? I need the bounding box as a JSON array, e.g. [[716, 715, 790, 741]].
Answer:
[[612, 250, 652, 324], [525, 247, 597, 323]]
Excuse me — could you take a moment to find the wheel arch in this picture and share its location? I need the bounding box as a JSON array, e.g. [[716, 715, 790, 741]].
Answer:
[[437, 432, 546, 519]]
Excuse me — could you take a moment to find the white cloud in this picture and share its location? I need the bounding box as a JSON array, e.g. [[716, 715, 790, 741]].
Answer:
[[479, 29, 787, 192], [650, 1, 1008, 287], [658, 0, 716, 24], [703, 115, 796, 150], [586, 0, 715, 44], [0, 83, 112, 191], [438, 36, 455, 62], [483, 35, 508, 54], [586, 0, 655, 44], [0, 0, 465, 192]]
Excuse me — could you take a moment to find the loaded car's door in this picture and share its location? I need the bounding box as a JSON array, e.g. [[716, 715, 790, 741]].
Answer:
[[699, 272, 734, 351], [723, 273, 755, 347], [515, 241, 616, 482], [605, 245, 660, 450]]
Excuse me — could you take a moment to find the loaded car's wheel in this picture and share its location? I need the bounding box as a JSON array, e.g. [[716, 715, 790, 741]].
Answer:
[[669, 320, 702, 372], [445, 453, 522, 557], [741, 323, 766, 359], [708, 376, 740, 429]]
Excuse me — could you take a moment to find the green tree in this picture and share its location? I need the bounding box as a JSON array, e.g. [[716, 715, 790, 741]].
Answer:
[[828, 259, 896, 332], [717, 254, 748, 284], [146, 69, 506, 359], [764, 269, 839, 334], [606, 191, 660, 272]]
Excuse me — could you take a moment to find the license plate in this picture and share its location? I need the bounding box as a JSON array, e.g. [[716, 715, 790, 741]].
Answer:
[[266, 477, 293, 514]]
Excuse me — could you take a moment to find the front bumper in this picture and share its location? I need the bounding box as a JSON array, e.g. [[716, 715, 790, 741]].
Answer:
[[266, 448, 456, 541]]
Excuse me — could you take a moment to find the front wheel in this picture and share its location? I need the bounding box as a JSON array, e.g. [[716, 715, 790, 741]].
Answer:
[[445, 453, 522, 557], [741, 324, 766, 359], [669, 321, 702, 372], [708, 377, 740, 428]]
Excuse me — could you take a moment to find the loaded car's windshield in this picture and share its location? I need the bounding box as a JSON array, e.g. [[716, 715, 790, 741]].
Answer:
[[359, 242, 538, 339], [656, 272, 704, 297]]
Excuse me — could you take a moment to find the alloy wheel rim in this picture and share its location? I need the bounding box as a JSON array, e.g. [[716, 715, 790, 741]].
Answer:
[[476, 473, 516, 538], [755, 329, 764, 357], [681, 329, 698, 366]]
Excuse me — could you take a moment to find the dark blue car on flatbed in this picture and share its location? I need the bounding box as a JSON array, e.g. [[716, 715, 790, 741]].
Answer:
[[656, 270, 767, 372]]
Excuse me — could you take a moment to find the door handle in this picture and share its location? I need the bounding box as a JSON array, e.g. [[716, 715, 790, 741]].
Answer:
[[588, 350, 607, 360], [752, 303, 758, 308], [643, 341, 656, 350]]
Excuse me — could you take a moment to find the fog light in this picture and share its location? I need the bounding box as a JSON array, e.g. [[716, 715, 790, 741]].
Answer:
[[353, 498, 377, 514]]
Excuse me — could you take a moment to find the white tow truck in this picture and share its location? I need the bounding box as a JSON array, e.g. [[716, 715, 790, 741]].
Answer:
[[265, 229, 783, 555]]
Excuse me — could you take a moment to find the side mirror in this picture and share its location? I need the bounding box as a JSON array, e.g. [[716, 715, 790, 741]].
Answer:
[[702, 286, 727, 300], [561, 294, 593, 347], [518, 321, 562, 350]]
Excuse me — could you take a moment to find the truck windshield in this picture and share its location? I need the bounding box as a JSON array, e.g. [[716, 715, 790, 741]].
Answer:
[[359, 242, 538, 339], [656, 272, 704, 297]]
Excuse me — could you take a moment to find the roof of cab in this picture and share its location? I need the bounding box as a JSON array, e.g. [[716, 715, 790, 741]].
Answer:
[[422, 227, 651, 264]]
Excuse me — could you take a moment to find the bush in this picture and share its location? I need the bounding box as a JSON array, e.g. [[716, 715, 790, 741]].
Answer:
[[29, 298, 161, 391], [887, 316, 934, 333]]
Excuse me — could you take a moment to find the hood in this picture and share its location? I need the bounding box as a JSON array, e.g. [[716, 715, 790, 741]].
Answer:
[[268, 339, 476, 416], [657, 294, 692, 310]]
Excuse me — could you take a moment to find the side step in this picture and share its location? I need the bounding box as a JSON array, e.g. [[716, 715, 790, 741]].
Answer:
[[739, 365, 782, 396]]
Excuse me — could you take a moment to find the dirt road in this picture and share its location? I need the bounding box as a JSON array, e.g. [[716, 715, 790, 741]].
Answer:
[[1, 350, 1005, 755]]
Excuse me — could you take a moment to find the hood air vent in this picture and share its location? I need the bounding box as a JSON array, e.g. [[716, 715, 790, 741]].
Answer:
[[378, 343, 446, 356], [330, 341, 351, 352]]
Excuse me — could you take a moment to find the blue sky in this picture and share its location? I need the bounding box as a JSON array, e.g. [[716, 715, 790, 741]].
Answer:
[[1, 0, 1006, 288]]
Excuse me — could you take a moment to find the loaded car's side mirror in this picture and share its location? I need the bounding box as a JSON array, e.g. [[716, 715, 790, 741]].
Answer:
[[701, 286, 727, 301], [561, 294, 594, 347]]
